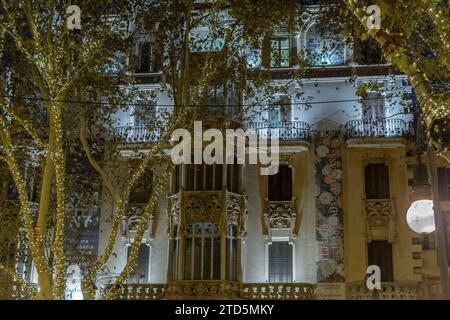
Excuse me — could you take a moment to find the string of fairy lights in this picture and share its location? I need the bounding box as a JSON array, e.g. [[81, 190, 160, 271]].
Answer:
[[0, 93, 412, 109]]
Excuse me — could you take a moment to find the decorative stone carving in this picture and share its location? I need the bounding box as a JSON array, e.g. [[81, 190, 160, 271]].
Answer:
[[121, 205, 155, 245], [263, 197, 298, 237], [347, 281, 421, 300], [168, 191, 247, 236], [364, 198, 397, 242], [110, 281, 315, 300]]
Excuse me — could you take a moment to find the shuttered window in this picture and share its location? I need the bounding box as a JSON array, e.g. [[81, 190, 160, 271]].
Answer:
[[268, 241, 293, 283], [368, 240, 393, 282], [365, 164, 390, 199]]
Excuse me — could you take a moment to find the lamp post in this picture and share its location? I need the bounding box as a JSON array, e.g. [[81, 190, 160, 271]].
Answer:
[[406, 148, 450, 299]]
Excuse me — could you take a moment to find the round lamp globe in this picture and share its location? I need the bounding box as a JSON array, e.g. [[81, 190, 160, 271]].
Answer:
[[406, 200, 435, 234]]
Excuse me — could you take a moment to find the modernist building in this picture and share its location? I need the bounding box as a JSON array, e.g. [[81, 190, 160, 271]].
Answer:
[[94, 9, 450, 300], [1, 4, 450, 301]]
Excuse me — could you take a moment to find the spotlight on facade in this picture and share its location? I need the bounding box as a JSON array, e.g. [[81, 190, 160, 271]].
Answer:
[[406, 200, 435, 234]]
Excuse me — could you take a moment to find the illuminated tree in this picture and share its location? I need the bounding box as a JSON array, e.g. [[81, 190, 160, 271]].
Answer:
[[338, 0, 450, 152], [0, 0, 308, 300]]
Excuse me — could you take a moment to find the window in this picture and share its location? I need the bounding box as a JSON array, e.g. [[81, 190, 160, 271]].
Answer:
[[6, 180, 19, 200], [421, 234, 436, 250], [126, 243, 150, 284], [172, 165, 182, 194], [362, 93, 385, 123], [305, 25, 345, 66], [186, 164, 223, 191], [129, 167, 153, 205], [268, 165, 292, 201], [269, 96, 291, 124], [354, 38, 383, 65], [367, 240, 393, 282], [184, 222, 221, 280], [437, 167, 450, 201], [270, 38, 290, 68], [133, 101, 156, 128], [227, 164, 239, 193], [170, 228, 180, 281], [137, 42, 158, 73], [364, 164, 390, 199], [225, 225, 238, 281], [268, 241, 293, 283]]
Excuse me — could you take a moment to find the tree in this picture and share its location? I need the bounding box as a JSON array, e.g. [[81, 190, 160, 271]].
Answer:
[[100, 0, 309, 300], [337, 0, 450, 153], [0, 0, 310, 300]]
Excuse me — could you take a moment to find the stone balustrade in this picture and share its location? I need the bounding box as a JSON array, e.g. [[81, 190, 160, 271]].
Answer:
[[108, 281, 316, 300], [347, 281, 422, 300]]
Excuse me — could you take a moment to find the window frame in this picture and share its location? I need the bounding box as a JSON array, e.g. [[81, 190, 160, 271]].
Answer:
[[270, 37, 291, 68]]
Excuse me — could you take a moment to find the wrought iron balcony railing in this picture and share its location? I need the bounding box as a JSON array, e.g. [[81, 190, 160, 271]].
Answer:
[[245, 121, 311, 142], [345, 119, 409, 139], [113, 126, 160, 144]]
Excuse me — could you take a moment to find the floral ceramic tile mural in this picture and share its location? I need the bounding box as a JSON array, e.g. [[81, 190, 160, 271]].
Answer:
[[315, 133, 345, 283]]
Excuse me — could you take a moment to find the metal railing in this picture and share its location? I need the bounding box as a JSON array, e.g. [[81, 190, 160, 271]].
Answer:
[[345, 119, 409, 139], [113, 126, 160, 144], [245, 121, 311, 141]]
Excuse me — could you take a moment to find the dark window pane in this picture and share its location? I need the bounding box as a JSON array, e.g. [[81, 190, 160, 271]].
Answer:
[[204, 238, 212, 279], [213, 237, 221, 279], [193, 238, 202, 280], [127, 244, 149, 284], [365, 164, 390, 199], [437, 167, 450, 201], [205, 165, 214, 190], [195, 165, 204, 191], [368, 240, 393, 282], [129, 168, 153, 204], [186, 164, 195, 191], [184, 238, 192, 279], [268, 165, 292, 201], [215, 164, 223, 190]]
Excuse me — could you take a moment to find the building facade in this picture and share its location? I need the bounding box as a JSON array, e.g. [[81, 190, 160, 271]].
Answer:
[[95, 8, 450, 300]]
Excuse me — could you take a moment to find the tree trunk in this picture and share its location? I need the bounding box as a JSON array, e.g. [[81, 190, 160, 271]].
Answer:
[[36, 271, 53, 300]]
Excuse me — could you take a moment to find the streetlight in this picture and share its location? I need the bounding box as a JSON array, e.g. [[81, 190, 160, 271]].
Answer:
[[406, 149, 450, 299], [406, 200, 435, 234]]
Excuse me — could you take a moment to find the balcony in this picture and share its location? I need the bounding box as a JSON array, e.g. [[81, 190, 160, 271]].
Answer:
[[245, 121, 311, 142], [120, 204, 155, 245], [263, 197, 299, 237], [347, 281, 422, 300], [112, 126, 160, 144], [345, 119, 409, 139], [108, 281, 316, 300], [168, 191, 247, 233]]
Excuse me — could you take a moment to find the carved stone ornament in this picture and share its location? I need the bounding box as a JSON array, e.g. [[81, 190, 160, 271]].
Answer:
[[168, 191, 247, 236], [263, 197, 298, 237], [363, 198, 397, 243]]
